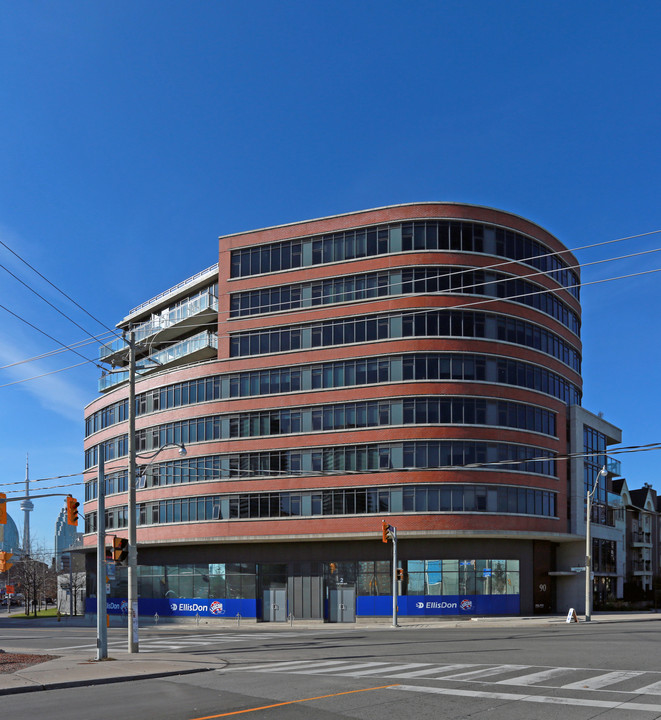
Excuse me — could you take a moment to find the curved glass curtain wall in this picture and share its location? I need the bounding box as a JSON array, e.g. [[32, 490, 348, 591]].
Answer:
[[85, 353, 581, 438], [229, 309, 581, 372], [230, 266, 580, 335], [229, 219, 580, 301], [83, 481, 557, 533], [85, 438, 556, 477]]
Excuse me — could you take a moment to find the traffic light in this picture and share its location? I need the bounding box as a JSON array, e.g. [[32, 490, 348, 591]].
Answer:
[[0, 552, 13, 573], [113, 537, 129, 566], [396, 567, 404, 581], [0, 493, 6, 524], [105, 545, 114, 562], [382, 520, 394, 543], [66, 495, 80, 526]]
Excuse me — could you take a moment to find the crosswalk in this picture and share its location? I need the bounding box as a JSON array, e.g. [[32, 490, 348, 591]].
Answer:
[[231, 658, 661, 696], [55, 631, 303, 653]]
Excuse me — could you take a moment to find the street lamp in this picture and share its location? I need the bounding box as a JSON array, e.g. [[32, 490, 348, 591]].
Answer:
[[136, 443, 187, 487], [585, 465, 607, 622]]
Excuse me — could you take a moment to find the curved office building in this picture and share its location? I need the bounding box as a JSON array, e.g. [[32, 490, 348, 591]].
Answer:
[[83, 203, 588, 620]]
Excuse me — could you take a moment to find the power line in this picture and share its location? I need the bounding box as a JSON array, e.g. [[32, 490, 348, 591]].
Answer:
[[0, 302, 104, 370], [0, 260, 116, 349], [3, 231, 661, 390], [0, 237, 122, 341], [1, 471, 85, 487], [0, 360, 91, 389], [0, 331, 115, 371], [80, 443, 661, 485], [0, 261, 648, 391]]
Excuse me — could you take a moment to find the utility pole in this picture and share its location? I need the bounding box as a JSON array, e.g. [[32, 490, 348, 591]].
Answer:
[[96, 452, 107, 660], [127, 331, 138, 653], [585, 465, 607, 622]]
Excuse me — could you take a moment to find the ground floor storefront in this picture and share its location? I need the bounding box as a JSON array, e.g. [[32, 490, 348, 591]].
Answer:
[[85, 538, 557, 621]]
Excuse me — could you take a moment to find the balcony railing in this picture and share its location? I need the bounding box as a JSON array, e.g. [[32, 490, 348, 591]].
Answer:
[[98, 369, 129, 392], [99, 337, 128, 360], [606, 456, 621, 477], [98, 331, 218, 392], [99, 290, 218, 361], [149, 329, 217, 366], [633, 560, 651, 572], [631, 532, 652, 545]]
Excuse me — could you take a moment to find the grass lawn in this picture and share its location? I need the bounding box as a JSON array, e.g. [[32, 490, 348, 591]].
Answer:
[[9, 608, 59, 619]]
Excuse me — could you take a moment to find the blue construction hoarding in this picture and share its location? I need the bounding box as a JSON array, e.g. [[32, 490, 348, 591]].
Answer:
[[87, 593, 518, 618]]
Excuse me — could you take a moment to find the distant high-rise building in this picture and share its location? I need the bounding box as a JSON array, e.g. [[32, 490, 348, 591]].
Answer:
[[54, 507, 81, 571], [0, 514, 21, 555]]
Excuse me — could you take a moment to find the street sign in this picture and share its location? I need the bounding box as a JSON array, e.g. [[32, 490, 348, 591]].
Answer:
[[571, 567, 586, 572]]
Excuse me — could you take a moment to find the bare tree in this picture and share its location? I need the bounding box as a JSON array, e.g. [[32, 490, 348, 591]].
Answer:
[[58, 571, 86, 615], [11, 544, 56, 617]]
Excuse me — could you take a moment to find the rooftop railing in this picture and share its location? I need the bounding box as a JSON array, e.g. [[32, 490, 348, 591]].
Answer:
[[125, 263, 218, 318]]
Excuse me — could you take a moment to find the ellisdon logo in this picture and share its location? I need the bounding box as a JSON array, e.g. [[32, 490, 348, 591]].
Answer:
[[169, 602, 213, 613], [414, 599, 473, 610], [106, 600, 129, 612]]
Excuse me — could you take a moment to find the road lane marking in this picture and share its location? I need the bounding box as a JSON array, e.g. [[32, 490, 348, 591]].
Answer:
[[347, 663, 432, 677], [391, 684, 661, 713], [53, 632, 306, 653], [237, 659, 344, 672], [633, 680, 661, 695], [562, 670, 646, 690], [293, 661, 391, 675], [384, 663, 473, 678], [189, 684, 399, 719], [439, 664, 529, 681], [497, 667, 574, 685]]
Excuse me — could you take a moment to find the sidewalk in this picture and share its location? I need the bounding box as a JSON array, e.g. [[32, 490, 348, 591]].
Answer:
[[0, 612, 658, 695], [0, 650, 225, 696]]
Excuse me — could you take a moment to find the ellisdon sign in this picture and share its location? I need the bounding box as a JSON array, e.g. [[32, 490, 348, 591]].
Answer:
[[390, 594, 520, 616], [87, 597, 258, 617], [414, 599, 473, 611], [168, 600, 225, 615]]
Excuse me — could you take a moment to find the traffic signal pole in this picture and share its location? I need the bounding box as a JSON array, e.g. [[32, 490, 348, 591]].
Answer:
[[382, 520, 398, 628], [391, 526, 398, 628], [96, 452, 107, 660]]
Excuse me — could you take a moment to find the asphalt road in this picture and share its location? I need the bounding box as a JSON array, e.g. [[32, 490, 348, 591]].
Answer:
[[3, 621, 661, 719]]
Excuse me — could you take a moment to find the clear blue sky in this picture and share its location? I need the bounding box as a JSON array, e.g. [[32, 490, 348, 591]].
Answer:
[[1, 1, 660, 550]]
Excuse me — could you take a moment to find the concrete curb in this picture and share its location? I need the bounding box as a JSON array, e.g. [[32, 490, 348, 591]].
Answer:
[[0, 666, 217, 696]]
